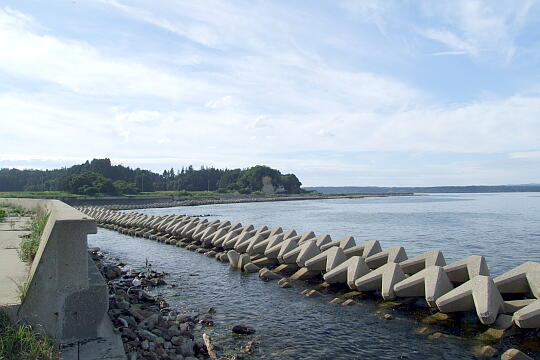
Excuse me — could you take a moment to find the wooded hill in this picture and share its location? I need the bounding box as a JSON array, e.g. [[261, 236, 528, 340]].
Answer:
[[0, 159, 303, 196]]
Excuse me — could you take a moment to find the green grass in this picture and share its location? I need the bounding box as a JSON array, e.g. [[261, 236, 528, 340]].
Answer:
[[0, 311, 59, 360], [0, 191, 77, 199], [0, 209, 6, 222], [18, 210, 49, 263]]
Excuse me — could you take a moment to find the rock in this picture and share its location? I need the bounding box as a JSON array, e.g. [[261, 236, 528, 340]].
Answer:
[[478, 328, 506, 343], [330, 297, 344, 304], [138, 329, 159, 342], [171, 336, 183, 346], [422, 312, 452, 325], [342, 299, 356, 306], [140, 314, 160, 330], [141, 340, 149, 350], [473, 345, 498, 358], [414, 326, 435, 335], [232, 325, 256, 335], [181, 338, 195, 357], [501, 349, 534, 360], [104, 265, 122, 280], [383, 313, 394, 320]]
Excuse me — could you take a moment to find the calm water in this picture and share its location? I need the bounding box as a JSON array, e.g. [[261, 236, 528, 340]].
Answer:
[[88, 193, 540, 359]]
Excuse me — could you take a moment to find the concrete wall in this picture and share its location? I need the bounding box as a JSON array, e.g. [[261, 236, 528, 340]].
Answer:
[[0, 198, 125, 359]]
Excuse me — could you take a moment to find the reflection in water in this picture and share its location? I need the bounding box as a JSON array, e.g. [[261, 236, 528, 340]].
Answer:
[[90, 193, 540, 359]]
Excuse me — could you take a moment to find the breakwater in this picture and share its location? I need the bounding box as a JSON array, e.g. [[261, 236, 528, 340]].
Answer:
[[63, 193, 413, 210], [80, 205, 534, 358]]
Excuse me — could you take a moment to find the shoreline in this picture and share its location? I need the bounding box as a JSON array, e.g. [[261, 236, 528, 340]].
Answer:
[[90, 247, 254, 360], [74, 193, 414, 210]]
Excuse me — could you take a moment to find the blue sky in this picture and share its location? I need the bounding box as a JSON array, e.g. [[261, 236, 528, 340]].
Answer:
[[1, 0, 540, 186]]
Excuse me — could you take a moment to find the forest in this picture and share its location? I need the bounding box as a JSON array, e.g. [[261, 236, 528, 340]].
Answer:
[[0, 159, 303, 196]]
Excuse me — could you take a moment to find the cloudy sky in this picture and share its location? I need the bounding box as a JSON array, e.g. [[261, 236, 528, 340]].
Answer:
[[1, 0, 540, 186]]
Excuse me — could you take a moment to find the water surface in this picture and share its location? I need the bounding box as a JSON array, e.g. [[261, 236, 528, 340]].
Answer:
[[89, 193, 540, 359]]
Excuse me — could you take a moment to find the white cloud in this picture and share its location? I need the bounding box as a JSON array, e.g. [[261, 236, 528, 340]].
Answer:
[[0, 7, 214, 101], [509, 151, 540, 159]]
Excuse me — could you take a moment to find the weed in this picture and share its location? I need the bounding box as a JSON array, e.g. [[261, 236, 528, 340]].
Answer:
[[0, 311, 59, 360], [18, 210, 49, 263]]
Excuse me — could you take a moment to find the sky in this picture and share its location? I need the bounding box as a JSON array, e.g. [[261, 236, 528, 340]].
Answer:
[[1, 0, 540, 187]]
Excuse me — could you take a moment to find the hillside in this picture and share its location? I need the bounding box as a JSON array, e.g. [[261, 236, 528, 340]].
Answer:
[[0, 159, 303, 196]]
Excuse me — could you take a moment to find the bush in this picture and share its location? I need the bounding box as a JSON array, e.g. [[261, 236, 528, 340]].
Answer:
[[0, 311, 59, 359], [0, 209, 6, 221], [18, 210, 49, 262]]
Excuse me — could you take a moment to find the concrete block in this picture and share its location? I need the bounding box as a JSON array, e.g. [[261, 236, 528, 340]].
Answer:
[[305, 247, 347, 272], [237, 253, 250, 269], [343, 240, 382, 259], [503, 299, 536, 314], [274, 264, 299, 274], [354, 262, 406, 300], [274, 238, 298, 262], [494, 261, 540, 299], [512, 299, 540, 328], [252, 256, 279, 267], [259, 268, 282, 280], [399, 250, 446, 275], [227, 250, 240, 268], [323, 256, 371, 289], [313, 234, 332, 249], [394, 265, 454, 307], [436, 275, 504, 325], [365, 246, 408, 270], [290, 267, 320, 280], [296, 240, 321, 267], [443, 255, 490, 284], [243, 263, 260, 273], [320, 236, 356, 252], [244, 234, 266, 255]]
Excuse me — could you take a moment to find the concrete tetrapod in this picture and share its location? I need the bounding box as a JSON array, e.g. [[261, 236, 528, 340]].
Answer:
[[343, 240, 382, 259], [320, 236, 356, 252], [305, 247, 347, 273], [399, 250, 446, 275], [443, 255, 490, 284], [354, 262, 406, 300], [296, 240, 322, 267], [323, 256, 371, 289], [312, 234, 332, 249], [251, 233, 285, 256], [435, 275, 504, 325], [494, 261, 540, 299], [281, 240, 316, 265], [512, 299, 540, 328], [274, 238, 299, 262], [365, 246, 408, 270], [393, 266, 454, 307]]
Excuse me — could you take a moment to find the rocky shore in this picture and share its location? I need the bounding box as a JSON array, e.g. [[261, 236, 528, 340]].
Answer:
[[89, 248, 255, 360]]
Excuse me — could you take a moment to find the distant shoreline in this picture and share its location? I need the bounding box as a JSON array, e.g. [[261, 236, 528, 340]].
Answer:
[[57, 192, 414, 210], [307, 184, 540, 194]]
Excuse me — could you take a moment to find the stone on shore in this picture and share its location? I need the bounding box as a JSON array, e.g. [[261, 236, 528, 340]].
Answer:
[[232, 325, 256, 335], [227, 250, 240, 268], [501, 349, 534, 360]]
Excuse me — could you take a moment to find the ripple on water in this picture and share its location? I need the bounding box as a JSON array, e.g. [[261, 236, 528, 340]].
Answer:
[[98, 193, 540, 359]]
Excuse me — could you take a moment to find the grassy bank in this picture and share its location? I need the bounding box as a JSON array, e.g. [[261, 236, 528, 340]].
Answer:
[[0, 311, 59, 360]]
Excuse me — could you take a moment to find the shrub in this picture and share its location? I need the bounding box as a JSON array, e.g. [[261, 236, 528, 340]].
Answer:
[[0, 209, 6, 221]]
